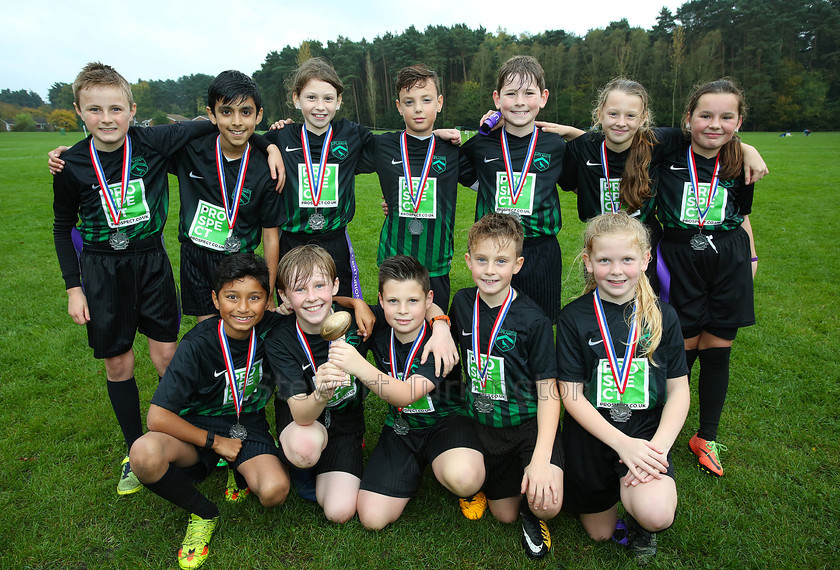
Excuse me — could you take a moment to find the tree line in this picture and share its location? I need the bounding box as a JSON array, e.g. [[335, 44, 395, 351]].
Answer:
[[5, 0, 838, 132]]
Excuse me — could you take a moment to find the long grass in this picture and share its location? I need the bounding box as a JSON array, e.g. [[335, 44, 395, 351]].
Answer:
[[0, 131, 837, 568]]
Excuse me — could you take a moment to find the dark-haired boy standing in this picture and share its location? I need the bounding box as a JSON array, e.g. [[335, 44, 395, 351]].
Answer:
[[171, 70, 285, 320]]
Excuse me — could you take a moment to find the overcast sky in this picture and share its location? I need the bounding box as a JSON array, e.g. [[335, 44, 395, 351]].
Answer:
[[8, 0, 684, 101]]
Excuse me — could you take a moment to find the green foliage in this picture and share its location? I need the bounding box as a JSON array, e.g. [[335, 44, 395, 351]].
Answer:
[[132, 73, 214, 118], [0, 130, 838, 568], [365, 51, 377, 128], [12, 112, 35, 131], [0, 101, 18, 120], [253, 46, 301, 122], [248, 2, 840, 131], [0, 88, 44, 107], [443, 81, 488, 129], [132, 80, 153, 118], [48, 82, 75, 110], [150, 111, 169, 126]]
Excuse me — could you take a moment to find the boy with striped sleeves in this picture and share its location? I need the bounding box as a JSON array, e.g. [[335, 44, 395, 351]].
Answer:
[[371, 65, 475, 309]]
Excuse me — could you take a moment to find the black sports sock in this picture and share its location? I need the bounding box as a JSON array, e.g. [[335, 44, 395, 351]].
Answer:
[[145, 464, 219, 519], [697, 347, 731, 441], [519, 494, 531, 516], [684, 349, 699, 379], [232, 467, 247, 489], [107, 377, 143, 452]]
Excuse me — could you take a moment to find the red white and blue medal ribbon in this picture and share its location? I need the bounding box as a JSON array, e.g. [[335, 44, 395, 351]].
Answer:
[[389, 321, 427, 412], [600, 140, 620, 213], [399, 131, 435, 213], [215, 135, 250, 231], [687, 148, 721, 231], [218, 319, 256, 421], [89, 135, 132, 227], [472, 288, 513, 388], [593, 289, 638, 397], [500, 127, 538, 205], [295, 321, 319, 375], [301, 124, 334, 209]]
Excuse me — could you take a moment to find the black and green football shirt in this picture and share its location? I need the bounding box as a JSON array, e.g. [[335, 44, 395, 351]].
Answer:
[[449, 287, 557, 428], [561, 128, 684, 223], [460, 127, 566, 238], [366, 304, 465, 430], [555, 291, 687, 432], [266, 307, 369, 416], [151, 311, 282, 417], [172, 133, 283, 253], [653, 139, 754, 234], [264, 119, 374, 234], [372, 131, 475, 277], [53, 121, 216, 288]]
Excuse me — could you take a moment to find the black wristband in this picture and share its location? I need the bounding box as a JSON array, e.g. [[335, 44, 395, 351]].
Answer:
[[204, 430, 215, 450]]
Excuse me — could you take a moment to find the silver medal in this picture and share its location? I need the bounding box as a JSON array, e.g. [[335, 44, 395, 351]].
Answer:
[[408, 218, 424, 236], [393, 417, 410, 436], [109, 231, 129, 250], [609, 403, 632, 423], [690, 233, 708, 251], [509, 211, 522, 224], [224, 235, 241, 253], [474, 394, 493, 414], [229, 423, 247, 440], [308, 213, 326, 230], [323, 408, 331, 429]]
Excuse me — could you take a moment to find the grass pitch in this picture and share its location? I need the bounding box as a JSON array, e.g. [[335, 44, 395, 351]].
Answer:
[[0, 130, 838, 568]]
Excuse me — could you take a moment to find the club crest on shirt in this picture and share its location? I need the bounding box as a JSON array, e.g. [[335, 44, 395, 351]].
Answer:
[[331, 140, 349, 160], [240, 187, 252, 205], [532, 152, 550, 172], [495, 329, 517, 352], [432, 155, 447, 174], [719, 178, 735, 188], [131, 156, 148, 177]]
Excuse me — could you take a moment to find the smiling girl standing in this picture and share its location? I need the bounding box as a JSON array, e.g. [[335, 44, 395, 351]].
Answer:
[[547, 77, 765, 294], [555, 78, 681, 293], [653, 79, 757, 477], [265, 57, 374, 299], [558, 78, 680, 223]]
